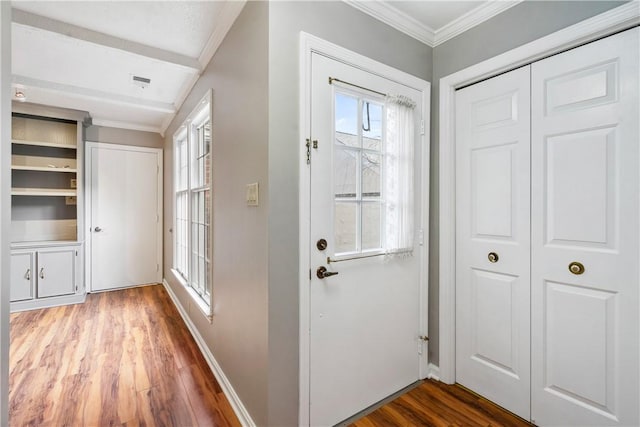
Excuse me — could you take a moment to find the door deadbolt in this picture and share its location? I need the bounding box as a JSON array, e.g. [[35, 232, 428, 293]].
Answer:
[[488, 252, 499, 263], [316, 238, 328, 251], [316, 266, 339, 279], [568, 261, 585, 275]]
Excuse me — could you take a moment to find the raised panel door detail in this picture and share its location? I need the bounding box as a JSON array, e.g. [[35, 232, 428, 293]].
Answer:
[[472, 91, 518, 130], [544, 281, 616, 419], [472, 144, 516, 239], [10, 252, 34, 302], [545, 61, 617, 115], [37, 249, 75, 298], [471, 269, 519, 377], [545, 127, 616, 249]]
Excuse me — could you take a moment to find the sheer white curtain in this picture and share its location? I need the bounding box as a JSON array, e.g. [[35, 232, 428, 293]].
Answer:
[[384, 94, 416, 254]]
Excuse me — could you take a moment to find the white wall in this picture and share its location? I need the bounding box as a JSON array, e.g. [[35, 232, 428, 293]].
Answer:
[[162, 2, 269, 425], [0, 3, 10, 425]]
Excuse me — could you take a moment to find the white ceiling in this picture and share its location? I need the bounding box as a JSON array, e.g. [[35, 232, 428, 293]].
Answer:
[[9, 0, 520, 135]]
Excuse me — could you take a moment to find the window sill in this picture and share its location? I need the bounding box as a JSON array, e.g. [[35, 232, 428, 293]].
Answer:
[[171, 268, 213, 322]]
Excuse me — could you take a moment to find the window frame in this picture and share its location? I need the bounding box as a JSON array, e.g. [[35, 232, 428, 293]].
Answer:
[[172, 89, 213, 319]]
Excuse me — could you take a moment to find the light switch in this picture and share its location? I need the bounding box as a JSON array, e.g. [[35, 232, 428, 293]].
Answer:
[[246, 182, 259, 206]]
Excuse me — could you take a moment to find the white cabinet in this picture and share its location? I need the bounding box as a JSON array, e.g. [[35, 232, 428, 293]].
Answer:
[[10, 251, 34, 302], [10, 103, 88, 312], [36, 247, 77, 298], [11, 244, 84, 311], [10, 243, 84, 311]]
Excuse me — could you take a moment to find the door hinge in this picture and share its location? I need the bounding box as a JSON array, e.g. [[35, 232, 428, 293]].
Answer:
[[420, 119, 425, 135], [309, 269, 312, 280], [75, 250, 78, 256], [312, 140, 318, 149], [305, 138, 311, 165]]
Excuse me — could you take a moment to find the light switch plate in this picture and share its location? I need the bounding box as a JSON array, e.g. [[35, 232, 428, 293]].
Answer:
[[246, 182, 259, 207]]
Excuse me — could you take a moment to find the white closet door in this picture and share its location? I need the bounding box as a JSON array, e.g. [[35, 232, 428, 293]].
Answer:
[[455, 66, 531, 420], [531, 27, 639, 426]]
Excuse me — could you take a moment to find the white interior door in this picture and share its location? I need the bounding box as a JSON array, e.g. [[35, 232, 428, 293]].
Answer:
[[309, 53, 426, 426], [531, 27, 639, 426], [88, 143, 162, 292], [455, 66, 531, 420]]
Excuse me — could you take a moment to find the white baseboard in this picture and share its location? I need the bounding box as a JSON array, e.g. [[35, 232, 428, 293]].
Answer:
[[162, 279, 256, 427], [426, 363, 441, 381]]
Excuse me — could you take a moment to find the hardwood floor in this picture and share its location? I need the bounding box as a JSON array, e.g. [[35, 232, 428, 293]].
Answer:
[[350, 380, 533, 427], [9, 284, 241, 427]]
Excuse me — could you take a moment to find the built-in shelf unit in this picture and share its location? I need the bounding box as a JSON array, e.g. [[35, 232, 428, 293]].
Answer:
[[10, 102, 89, 312]]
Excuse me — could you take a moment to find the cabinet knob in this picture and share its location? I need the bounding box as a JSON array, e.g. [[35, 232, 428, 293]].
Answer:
[[25, 269, 30, 281], [94, 227, 102, 232], [39, 268, 44, 279]]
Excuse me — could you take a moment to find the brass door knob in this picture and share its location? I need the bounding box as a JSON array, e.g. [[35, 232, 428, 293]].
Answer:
[[316, 238, 328, 251], [488, 252, 499, 263], [568, 261, 585, 275]]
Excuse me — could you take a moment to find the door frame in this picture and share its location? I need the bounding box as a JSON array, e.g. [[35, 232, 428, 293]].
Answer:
[[299, 32, 431, 425], [84, 142, 163, 292], [438, 3, 639, 384]]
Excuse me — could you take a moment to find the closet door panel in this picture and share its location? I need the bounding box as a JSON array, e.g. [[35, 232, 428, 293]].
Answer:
[[531, 27, 639, 427], [455, 65, 531, 420]]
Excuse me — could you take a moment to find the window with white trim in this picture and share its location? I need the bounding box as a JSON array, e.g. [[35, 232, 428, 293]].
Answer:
[[173, 91, 212, 313]]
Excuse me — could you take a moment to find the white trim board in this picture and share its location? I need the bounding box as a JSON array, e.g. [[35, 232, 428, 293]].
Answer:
[[298, 31, 431, 426], [343, 0, 523, 47], [438, 2, 640, 384], [162, 279, 256, 427]]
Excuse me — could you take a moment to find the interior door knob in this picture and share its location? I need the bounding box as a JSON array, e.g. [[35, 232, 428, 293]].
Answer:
[[94, 226, 102, 232], [488, 252, 499, 263], [568, 261, 585, 275]]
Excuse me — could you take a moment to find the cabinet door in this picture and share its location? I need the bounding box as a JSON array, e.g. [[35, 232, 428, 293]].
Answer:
[[11, 252, 34, 302], [37, 248, 76, 298]]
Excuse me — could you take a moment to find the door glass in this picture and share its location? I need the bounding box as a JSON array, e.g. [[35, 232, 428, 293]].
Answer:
[[334, 91, 385, 256]]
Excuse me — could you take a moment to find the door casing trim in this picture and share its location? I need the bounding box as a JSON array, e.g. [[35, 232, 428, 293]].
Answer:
[[438, 2, 640, 384], [298, 31, 431, 425]]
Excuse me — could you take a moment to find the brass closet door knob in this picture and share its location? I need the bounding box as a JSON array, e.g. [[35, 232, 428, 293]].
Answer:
[[488, 252, 499, 263], [569, 261, 585, 275]]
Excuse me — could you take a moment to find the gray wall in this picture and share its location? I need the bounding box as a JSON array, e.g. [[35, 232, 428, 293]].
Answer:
[[163, 2, 270, 425], [267, 2, 432, 425], [85, 125, 164, 148], [428, 0, 627, 365]]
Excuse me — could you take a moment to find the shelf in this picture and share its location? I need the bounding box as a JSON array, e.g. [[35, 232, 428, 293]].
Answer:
[[11, 188, 77, 197], [12, 139, 76, 150], [11, 165, 77, 173]]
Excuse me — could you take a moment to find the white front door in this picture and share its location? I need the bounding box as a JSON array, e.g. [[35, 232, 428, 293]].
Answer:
[[87, 143, 162, 292], [455, 65, 531, 420], [530, 27, 639, 426], [308, 53, 426, 425]]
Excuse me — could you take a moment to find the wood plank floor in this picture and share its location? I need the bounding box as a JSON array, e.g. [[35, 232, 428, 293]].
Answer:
[[350, 380, 533, 427], [9, 284, 241, 427]]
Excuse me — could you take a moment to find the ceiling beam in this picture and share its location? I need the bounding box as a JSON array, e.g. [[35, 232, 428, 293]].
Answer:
[[13, 75, 176, 113], [12, 9, 201, 74]]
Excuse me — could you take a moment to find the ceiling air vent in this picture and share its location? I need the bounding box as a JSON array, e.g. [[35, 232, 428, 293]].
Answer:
[[132, 75, 151, 89]]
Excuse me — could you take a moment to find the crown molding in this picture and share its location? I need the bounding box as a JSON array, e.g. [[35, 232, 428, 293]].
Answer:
[[91, 117, 162, 134], [434, 0, 524, 46], [343, 0, 524, 48], [198, 0, 247, 68], [343, 1, 435, 46]]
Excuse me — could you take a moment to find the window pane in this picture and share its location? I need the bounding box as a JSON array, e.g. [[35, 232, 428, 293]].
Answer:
[[335, 202, 357, 254], [362, 152, 381, 198], [362, 202, 382, 250], [334, 148, 357, 199], [335, 93, 358, 147], [362, 102, 382, 150]]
